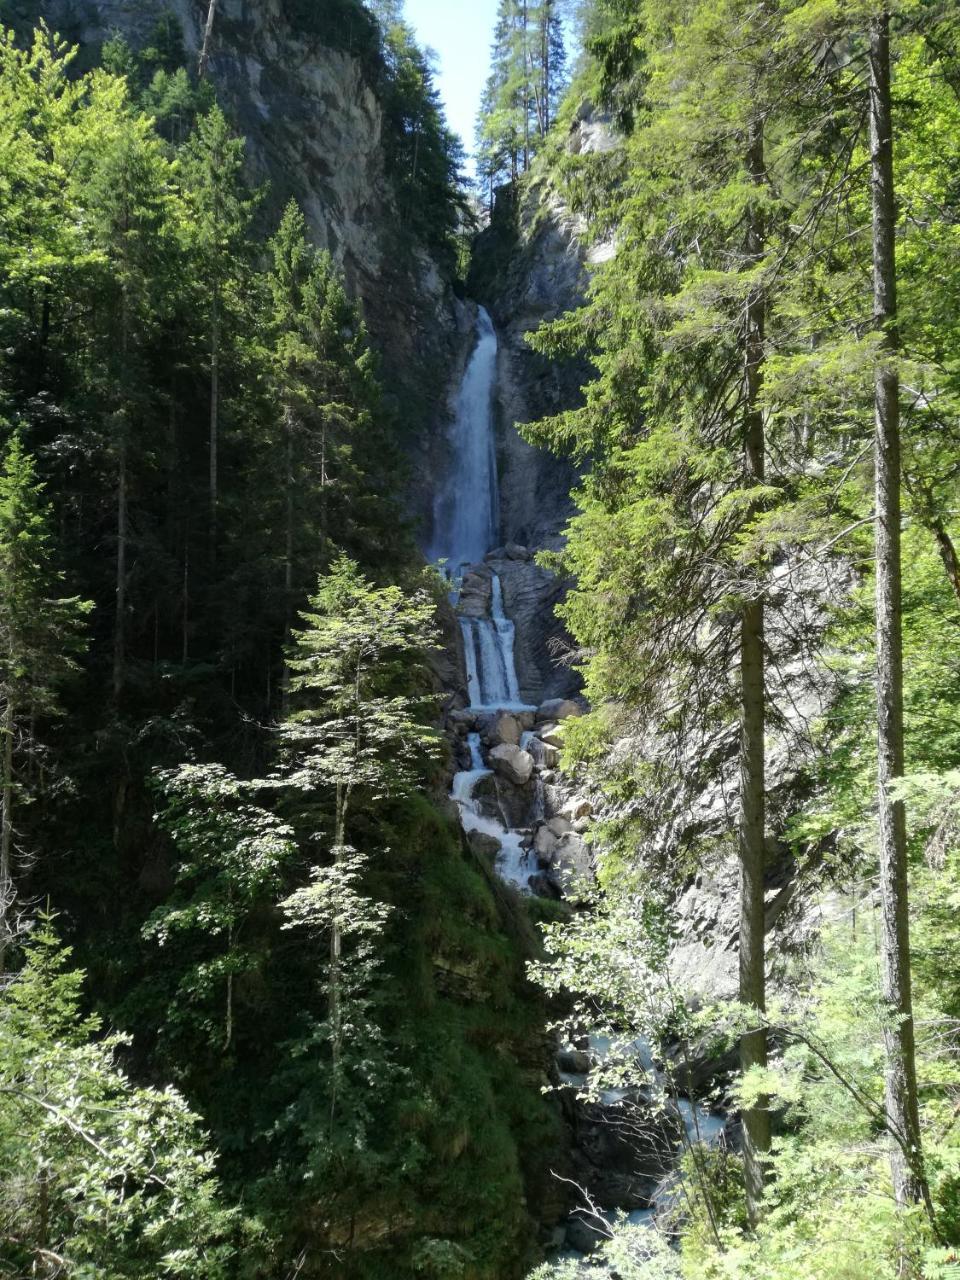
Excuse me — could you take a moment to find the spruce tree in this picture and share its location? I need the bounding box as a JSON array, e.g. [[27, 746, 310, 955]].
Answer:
[[0, 436, 89, 961], [180, 105, 254, 562]]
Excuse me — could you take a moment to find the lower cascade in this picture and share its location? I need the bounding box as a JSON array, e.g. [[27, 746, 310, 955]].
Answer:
[[431, 305, 729, 1268]]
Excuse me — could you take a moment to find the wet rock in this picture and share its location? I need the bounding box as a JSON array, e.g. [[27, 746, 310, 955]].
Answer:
[[557, 1047, 592, 1075], [467, 830, 502, 860], [495, 778, 536, 829], [479, 710, 522, 747], [470, 772, 502, 821], [551, 832, 591, 877], [564, 1214, 609, 1253], [490, 744, 535, 786], [537, 698, 582, 722], [505, 542, 533, 560], [448, 709, 476, 734], [529, 872, 562, 900], [534, 824, 559, 859], [457, 568, 493, 619]]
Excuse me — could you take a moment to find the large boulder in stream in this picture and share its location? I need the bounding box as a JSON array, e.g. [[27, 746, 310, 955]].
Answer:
[[467, 830, 502, 860], [478, 710, 522, 747], [490, 743, 535, 786]]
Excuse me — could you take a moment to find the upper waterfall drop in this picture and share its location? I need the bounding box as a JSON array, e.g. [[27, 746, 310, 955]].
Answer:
[[429, 306, 500, 577]]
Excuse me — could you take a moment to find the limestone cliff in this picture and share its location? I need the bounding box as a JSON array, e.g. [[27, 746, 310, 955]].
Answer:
[[18, 0, 462, 510], [464, 106, 620, 703]]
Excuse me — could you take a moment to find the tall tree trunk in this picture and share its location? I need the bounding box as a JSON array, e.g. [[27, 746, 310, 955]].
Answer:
[[328, 780, 348, 1137], [0, 697, 14, 968], [114, 282, 130, 702], [281, 404, 295, 717], [198, 0, 218, 80], [113, 436, 128, 701], [522, 0, 530, 170], [739, 110, 771, 1230], [209, 277, 220, 562], [542, 0, 550, 136], [869, 12, 926, 1210]]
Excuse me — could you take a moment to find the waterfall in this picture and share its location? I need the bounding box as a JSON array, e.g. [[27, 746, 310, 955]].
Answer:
[[428, 306, 500, 577], [437, 306, 537, 892], [432, 306, 530, 713]]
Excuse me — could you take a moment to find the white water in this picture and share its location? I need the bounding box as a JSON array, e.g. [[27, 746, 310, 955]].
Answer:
[[436, 308, 538, 893], [429, 306, 500, 576]]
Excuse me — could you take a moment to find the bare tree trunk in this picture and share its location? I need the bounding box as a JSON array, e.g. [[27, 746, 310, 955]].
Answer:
[[281, 404, 295, 717], [320, 421, 329, 562], [869, 12, 927, 1212], [209, 278, 220, 562], [113, 280, 130, 703], [522, 0, 530, 170], [931, 517, 960, 608], [113, 437, 128, 701], [328, 781, 347, 1137], [198, 0, 218, 80], [182, 543, 190, 663], [739, 110, 771, 1230], [0, 698, 14, 968]]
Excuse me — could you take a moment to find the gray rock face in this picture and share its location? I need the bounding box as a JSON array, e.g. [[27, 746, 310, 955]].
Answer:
[[467, 117, 625, 706], [26, 0, 463, 533], [485, 552, 577, 704], [537, 698, 582, 722]]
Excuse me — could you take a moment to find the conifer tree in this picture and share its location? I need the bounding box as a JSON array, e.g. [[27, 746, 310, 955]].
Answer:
[[181, 105, 254, 561], [273, 555, 441, 1132], [0, 436, 89, 961], [868, 8, 926, 1212]]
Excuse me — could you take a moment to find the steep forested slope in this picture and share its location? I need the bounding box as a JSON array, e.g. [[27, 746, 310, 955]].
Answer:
[[478, 2, 960, 1277], [0, 8, 561, 1278]]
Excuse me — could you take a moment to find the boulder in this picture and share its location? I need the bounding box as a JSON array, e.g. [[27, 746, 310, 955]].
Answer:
[[557, 1047, 592, 1075], [536, 698, 582, 723], [550, 832, 593, 893], [564, 1214, 609, 1254], [539, 741, 561, 769], [505, 541, 533, 560], [534, 824, 559, 859], [538, 722, 564, 748], [563, 796, 594, 822], [489, 744, 535, 786], [448, 709, 476, 734], [467, 830, 502, 860], [547, 816, 573, 837], [479, 710, 521, 747], [529, 872, 562, 900]]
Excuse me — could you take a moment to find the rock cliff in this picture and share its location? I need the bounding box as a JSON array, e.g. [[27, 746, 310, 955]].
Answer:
[[18, 0, 463, 518]]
